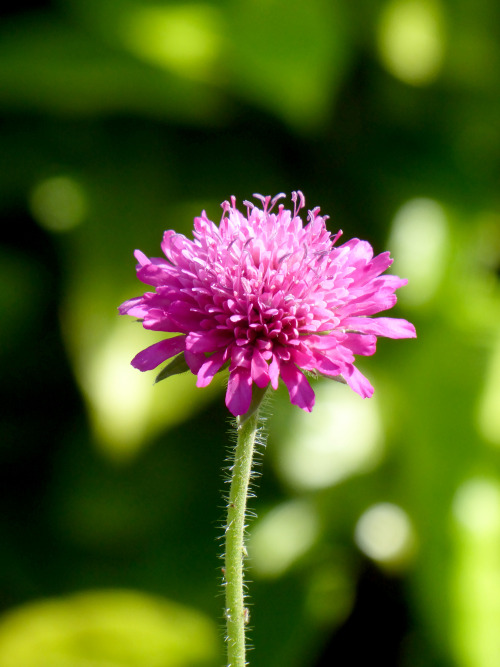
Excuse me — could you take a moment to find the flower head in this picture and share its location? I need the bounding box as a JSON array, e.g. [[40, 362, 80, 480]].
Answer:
[[119, 193, 416, 416]]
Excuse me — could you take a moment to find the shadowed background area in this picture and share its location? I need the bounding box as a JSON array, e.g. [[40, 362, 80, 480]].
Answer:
[[1, 1, 500, 665]]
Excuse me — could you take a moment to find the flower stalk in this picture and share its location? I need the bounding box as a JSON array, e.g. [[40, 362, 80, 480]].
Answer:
[[225, 388, 266, 667]]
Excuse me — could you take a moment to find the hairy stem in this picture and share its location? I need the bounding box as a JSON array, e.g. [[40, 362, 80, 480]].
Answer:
[[224, 391, 266, 667]]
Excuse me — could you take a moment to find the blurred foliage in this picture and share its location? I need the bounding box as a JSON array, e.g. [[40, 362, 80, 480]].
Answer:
[[0, 590, 217, 667], [0, 0, 500, 666]]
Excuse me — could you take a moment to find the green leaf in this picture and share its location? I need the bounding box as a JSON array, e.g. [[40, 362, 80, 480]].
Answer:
[[0, 590, 219, 666], [155, 352, 191, 384]]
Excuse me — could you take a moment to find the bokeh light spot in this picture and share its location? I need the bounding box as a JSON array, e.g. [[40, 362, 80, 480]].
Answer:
[[305, 564, 354, 626], [388, 197, 449, 307], [121, 5, 221, 81], [84, 322, 153, 459], [476, 336, 500, 448], [29, 176, 87, 232], [72, 318, 219, 462], [355, 503, 415, 565], [249, 500, 318, 578], [451, 478, 500, 667], [377, 0, 445, 85], [277, 382, 383, 491], [453, 478, 500, 536]]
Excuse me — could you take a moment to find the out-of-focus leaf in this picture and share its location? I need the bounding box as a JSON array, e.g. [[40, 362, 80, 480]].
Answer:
[[65, 0, 352, 130], [226, 0, 352, 129], [65, 0, 224, 84], [0, 15, 222, 121], [0, 590, 219, 667]]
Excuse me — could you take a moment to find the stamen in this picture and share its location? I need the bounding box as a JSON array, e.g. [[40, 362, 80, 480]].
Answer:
[[277, 251, 293, 266], [243, 200, 255, 214], [220, 200, 231, 223], [332, 229, 343, 245], [269, 193, 286, 211], [291, 190, 306, 216], [252, 193, 272, 212]]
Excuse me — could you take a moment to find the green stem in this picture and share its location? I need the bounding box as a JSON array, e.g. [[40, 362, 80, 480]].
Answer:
[[224, 389, 266, 667]]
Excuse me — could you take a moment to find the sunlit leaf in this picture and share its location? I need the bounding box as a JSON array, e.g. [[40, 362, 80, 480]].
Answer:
[[155, 352, 191, 384], [0, 590, 219, 667]]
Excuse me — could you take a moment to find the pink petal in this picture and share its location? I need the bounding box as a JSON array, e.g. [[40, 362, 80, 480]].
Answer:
[[131, 336, 186, 371], [118, 296, 147, 317], [342, 316, 416, 339], [342, 333, 377, 356], [225, 369, 252, 416], [169, 300, 204, 330], [133, 249, 150, 266], [309, 354, 342, 377], [269, 354, 280, 390], [343, 365, 374, 398], [186, 330, 232, 353], [137, 262, 171, 287], [280, 363, 315, 412], [184, 350, 205, 374], [306, 333, 344, 351], [142, 309, 179, 332], [196, 350, 226, 387], [362, 251, 393, 280], [229, 346, 252, 370], [251, 349, 271, 388], [340, 238, 373, 263], [290, 348, 317, 369]]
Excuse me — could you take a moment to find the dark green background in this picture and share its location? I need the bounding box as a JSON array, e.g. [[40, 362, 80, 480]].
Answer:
[[1, 1, 500, 665]]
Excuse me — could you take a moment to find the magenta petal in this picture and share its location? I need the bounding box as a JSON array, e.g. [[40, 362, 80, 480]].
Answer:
[[197, 351, 226, 387], [229, 346, 252, 370], [362, 251, 393, 279], [142, 309, 179, 332], [343, 365, 374, 398], [184, 350, 205, 374], [131, 336, 186, 371], [161, 229, 193, 264], [342, 333, 377, 356], [340, 238, 373, 263], [251, 349, 270, 388], [342, 316, 417, 339], [225, 369, 252, 416], [290, 348, 316, 370], [269, 354, 280, 390], [309, 354, 342, 377], [186, 330, 231, 353], [133, 249, 150, 267], [137, 263, 170, 287], [306, 334, 343, 351], [119, 296, 147, 317], [280, 363, 315, 412], [169, 300, 204, 330]]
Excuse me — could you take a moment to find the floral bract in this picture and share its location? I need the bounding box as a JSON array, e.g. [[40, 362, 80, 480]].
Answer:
[[119, 193, 416, 416]]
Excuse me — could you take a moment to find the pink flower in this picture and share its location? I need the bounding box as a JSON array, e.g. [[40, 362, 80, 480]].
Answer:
[[119, 193, 416, 416]]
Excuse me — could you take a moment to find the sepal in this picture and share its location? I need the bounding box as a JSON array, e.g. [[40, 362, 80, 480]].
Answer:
[[321, 373, 347, 385], [154, 353, 191, 383]]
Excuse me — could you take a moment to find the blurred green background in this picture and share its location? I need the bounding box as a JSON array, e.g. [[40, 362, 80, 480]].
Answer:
[[1, 0, 500, 665]]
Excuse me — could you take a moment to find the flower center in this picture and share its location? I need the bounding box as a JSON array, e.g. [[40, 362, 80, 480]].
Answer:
[[229, 295, 302, 351]]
